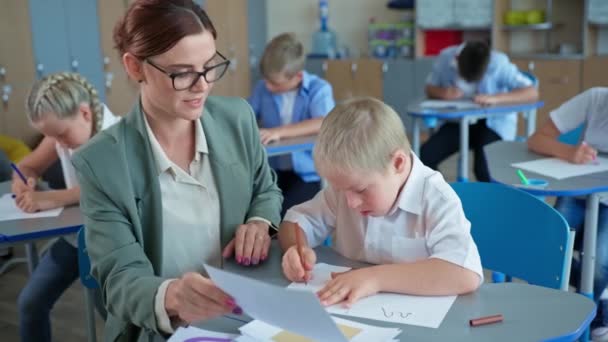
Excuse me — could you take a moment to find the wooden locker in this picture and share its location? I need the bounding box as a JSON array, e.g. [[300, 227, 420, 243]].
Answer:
[[353, 59, 383, 99], [206, 0, 251, 98], [97, 0, 139, 116], [512, 58, 581, 136], [0, 1, 40, 147], [324, 60, 354, 101], [582, 56, 608, 91]]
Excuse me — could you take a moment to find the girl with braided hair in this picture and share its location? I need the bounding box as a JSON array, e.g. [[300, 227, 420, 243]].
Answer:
[[11, 71, 119, 342]]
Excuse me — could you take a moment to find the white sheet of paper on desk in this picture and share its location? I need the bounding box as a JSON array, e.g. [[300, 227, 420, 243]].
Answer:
[[512, 156, 608, 180], [0, 194, 63, 222], [420, 100, 480, 110], [167, 326, 239, 342], [238, 316, 400, 342], [288, 263, 457, 329], [205, 264, 349, 342]]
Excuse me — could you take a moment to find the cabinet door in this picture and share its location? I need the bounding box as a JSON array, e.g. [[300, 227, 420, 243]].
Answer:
[[28, 0, 71, 76], [353, 59, 383, 99], [512, 58, 581, 136], [64, 0, 105, 100], [324, 60, 354, 101], [383, 60, 413, 125], [583, 56, 608, 90], [206, 0, 250, 98], [97, 0, 139, 115], [0, 1, 39, 146]]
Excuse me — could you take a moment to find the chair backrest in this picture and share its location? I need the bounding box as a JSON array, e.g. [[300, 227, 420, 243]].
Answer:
[[558, 124, 584, 146], [520, 70, 538, 88], [451, 182, 570, 289], [77, 228, 99, 289]]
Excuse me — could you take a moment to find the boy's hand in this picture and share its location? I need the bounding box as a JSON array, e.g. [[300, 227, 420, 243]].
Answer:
[[442, 87, 464, 100], [282, 245, 316, 282], [473, 94, 499, 106], [259, 128, 283, 145], [317, 268, 380, 307], [569, 142, 598, 164], [14, 190, 59, 213]]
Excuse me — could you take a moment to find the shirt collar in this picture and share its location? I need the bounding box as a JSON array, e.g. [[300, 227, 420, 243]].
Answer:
[[143, 113, 208, 176], [388, 152, 426, 216], [299, 70, 312, 95]]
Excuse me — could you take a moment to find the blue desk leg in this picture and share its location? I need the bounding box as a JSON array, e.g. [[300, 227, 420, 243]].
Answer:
[[412, 117, 421, 156], [581, 193, 600, 342], [25, 243, 39, 275], [458, 117, 469, 182]]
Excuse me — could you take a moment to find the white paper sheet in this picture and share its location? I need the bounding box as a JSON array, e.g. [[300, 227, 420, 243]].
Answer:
[[168, 326, 239, 342], [205, 265, 348, 342], [239, 317, 401, 342], [289, 263, 457, 329], [420, 100, 480, 110], [0, 193, 63, 222], [512, 157, 608, 180]]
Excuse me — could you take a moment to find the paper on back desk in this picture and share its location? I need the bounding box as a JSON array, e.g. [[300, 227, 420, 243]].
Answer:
[[205, 264, 348, 342], [0, 193, 63, 222], [419, 100, 480, 110], [512, 156, 608, 180], [289, 263, 456, 329]]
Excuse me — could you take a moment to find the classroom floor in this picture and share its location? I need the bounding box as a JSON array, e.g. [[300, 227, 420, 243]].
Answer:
[[0, 153, 555, 341]]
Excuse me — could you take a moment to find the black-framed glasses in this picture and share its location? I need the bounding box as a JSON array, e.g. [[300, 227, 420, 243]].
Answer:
[[145, 52, 230, 91]]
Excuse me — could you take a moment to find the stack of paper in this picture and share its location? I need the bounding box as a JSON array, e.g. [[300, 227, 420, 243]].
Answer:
[[419, 100, 480, 110], [288, 263, 457, 329], [236, 316, 400, 342]]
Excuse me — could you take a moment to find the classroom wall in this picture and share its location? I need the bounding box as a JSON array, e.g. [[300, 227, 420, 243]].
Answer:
[[266, 0, 406, 57]]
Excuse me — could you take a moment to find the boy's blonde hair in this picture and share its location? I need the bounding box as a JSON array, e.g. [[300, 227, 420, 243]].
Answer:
[[26, 72, 103, 134], [260, 33, 305, 79], [314, 97, 411, 175]]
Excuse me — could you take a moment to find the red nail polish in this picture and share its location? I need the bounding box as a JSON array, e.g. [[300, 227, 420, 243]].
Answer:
[[236, 256, 242, 264]]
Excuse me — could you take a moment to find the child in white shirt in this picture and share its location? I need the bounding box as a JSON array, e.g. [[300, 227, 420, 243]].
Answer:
[[528, 87, 608, 341], [278, 97, 483, 307]]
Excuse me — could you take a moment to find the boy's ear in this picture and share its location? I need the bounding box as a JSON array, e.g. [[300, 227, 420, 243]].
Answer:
[[392, 150, 409, 173]]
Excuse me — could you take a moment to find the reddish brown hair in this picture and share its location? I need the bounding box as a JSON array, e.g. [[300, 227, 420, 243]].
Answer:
[[113, 0, 217, 59]]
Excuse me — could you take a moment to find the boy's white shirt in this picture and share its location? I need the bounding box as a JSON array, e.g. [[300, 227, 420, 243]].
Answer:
[[277, 90, 298, 170], [284, 152, 484, 281]]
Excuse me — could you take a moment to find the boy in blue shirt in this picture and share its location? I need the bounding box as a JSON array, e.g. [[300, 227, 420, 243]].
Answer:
[[249, 33, 335, 216], [421, 41, 538, 181]]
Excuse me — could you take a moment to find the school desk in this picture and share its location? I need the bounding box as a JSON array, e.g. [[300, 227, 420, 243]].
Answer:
[[0, 181, 83, 274], [485, 140, 608, 304], [407, 100, 543, 182], [264, 135, 316, 157], [162, 242, 595, 342]]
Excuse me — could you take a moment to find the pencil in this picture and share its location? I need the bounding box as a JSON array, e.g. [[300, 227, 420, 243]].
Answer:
[[294, 223, 308, 285], [469, 314, 503, 327], [10, 163, 28, 184]]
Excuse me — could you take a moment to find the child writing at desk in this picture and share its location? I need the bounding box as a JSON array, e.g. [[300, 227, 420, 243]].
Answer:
[[528, 87, 608, 341], [249, 33, 335, 216], [11, 72, 119, 342], [278, 97, 482, 307], [421, 41, 538, 182]]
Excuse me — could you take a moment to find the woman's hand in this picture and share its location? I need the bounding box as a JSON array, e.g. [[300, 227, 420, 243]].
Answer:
[[281, 245, 316, 282], [11, 176, 36, 196], [222, 221, 271, 266], [317, 268, 380, 308], [165, 272, 239, 324]]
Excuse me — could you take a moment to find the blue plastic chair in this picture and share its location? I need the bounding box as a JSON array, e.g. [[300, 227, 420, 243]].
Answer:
[[77, 228, 103, 342], [451, 182, 573, 290], [559, 124, 584, 146], [514, 71, 539, 142]]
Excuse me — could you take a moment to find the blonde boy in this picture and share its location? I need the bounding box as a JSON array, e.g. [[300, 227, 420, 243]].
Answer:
[[278, 97, 482, 307], [249, 33, 335, 216]]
